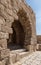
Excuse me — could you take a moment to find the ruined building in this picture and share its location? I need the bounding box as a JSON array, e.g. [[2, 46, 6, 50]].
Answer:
[[0, 0, 37, 65], [37, 36, 41, 50]]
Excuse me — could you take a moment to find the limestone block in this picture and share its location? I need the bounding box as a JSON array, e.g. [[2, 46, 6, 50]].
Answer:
[[37, 44, 41, 51], [16, 54, 22, 61], [0, 3, 4, 11], [16, 52, 29, 61], [0, 57, 9, 65], [0, 25, 1, 31], [1, 25, 13, 34], [39, 44, 41, 50], [4, 57, 9, 65], [5, 21, 11, 27], [5, 8, 13, 16], [0, 7, 14, 22], [0, 0, 8, 7], [0, 48, 10, 60], [0, 32, 9, 39], [9, 53, 16, 64], [7, 1, 12, 10], [0, 60, 5, 65], [0, 39, 7, 49], [0, 0, 12, 9], [25, 45, 34, 52], [13, 13, 18, 20], [36, 44, 39, 50], [0, 16, 5, 25], [14, 62, 22, 65]]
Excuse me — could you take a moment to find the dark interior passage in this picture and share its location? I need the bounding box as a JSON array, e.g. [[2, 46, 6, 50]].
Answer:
[[7, 20, 25, 50]]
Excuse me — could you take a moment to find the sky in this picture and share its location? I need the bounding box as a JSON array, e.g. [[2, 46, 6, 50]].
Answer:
[[26, 0, 41, 35]]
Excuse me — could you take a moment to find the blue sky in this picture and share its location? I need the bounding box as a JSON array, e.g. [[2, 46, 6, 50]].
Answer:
[[26, 0, 41, 35]]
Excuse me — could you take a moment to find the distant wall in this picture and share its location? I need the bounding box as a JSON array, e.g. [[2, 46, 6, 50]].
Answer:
[[37, 35, 41, 44], [36, 35, 41, 51]]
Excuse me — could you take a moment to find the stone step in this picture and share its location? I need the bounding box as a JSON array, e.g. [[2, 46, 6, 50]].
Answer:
[[9, 50, 30, 64], [10, 49, 26, 53], [13, 51, 41, 65], [36, 44, 41, 51], [16, 51, 30, 61]]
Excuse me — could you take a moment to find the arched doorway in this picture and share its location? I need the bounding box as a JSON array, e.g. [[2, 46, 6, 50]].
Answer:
[[7, 20, 25, 50]]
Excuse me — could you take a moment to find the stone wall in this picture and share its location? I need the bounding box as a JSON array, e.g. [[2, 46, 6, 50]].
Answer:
[[37, 35, 41, 44], [0, 0, 37, 65], [37, 36, 41, 50]]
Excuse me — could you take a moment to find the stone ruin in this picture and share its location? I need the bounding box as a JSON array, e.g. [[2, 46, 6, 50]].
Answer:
[[0, 0, 38, 65], [37, 36, 41, 50]]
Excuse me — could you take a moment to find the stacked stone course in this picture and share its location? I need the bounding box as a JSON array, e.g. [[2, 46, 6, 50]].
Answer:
[[37, 36, 41, 50], [0, 0, 37, 65]]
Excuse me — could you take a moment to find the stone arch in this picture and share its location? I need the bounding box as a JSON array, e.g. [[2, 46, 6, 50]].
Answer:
[[7, 19, 25, 50], [7, 9, 32, 51], [17, 9, 32, 50]]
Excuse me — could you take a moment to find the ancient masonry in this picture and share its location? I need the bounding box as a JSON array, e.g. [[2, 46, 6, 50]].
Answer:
[[37, 36, 41, 50], [0, 0, 38, 65]]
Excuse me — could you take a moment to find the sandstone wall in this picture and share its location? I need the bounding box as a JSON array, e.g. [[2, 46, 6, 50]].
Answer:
[[0, 0, 37, 65], [37, 36, 41, 50], [37, 35, 41, 44]]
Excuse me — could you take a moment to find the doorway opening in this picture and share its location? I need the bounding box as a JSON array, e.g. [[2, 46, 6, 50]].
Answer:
[[7, 20, 25, 50]]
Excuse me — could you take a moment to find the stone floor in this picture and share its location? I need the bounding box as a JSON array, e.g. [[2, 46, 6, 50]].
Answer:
[[14, 51, 41, 65]]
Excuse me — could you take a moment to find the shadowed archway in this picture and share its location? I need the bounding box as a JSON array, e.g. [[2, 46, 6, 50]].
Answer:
[[7, 20, 25, 50]]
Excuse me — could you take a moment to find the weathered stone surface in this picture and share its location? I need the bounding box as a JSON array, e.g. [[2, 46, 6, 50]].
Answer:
[[0, 25, 1, 31], [37, 36, 41, 50], [0, 32, 9, 39], [0, 48, 10, 60], [0, 57, 9, 65], [36, 44, 41, 51], [0, 60, 5, 65], [36, 44, 39, 50], [0, 16, 5, 25], [39, 44, 41, 50], [16, 52, 29, 61], [25, 45, 34, 51], [5, 19, 13, 27], [0, 0, 37, 65], [9, 50, 30, 64], [14, 51, 41, 65], [9, 53, 16, 64], [1, 25, 13, 33], [0, 0, 37, 50], [0, 39, 7, 48], [37, 35, 41, 44]]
